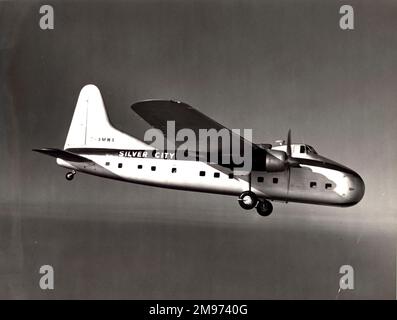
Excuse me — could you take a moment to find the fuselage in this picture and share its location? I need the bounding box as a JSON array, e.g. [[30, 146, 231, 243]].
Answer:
[[56, 143, 365, 207]]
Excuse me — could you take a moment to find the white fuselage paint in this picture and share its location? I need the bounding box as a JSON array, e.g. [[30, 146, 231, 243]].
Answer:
[[58, 155, 253, 195], [56, 147, 365, 207]]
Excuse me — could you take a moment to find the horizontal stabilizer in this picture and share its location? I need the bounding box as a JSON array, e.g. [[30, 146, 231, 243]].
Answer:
[[32, 148, 90, 163]]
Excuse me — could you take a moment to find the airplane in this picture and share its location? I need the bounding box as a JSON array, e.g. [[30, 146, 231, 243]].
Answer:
[[33, 84, 365, 216]]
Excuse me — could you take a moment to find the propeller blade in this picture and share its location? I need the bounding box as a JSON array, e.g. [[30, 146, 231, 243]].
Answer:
[[285, 129, 300, 166], [286, 167, 291, 203], [286, 129, 292, 157]]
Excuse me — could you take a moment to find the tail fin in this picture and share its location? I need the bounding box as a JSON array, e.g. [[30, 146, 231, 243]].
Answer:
[[64, 84, 151, 150]]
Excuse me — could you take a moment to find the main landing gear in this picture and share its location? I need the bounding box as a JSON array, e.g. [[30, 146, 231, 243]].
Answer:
[[65, 170, 76, 181], [238, 191, 258, 210], [238, 191, 273, 216], [255, 199, 273, 216]]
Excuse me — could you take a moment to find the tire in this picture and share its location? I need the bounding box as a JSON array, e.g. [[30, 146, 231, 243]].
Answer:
[[65, 172, 74, 181], [256, 200, 273, 216], [238, 191, 258, 210]]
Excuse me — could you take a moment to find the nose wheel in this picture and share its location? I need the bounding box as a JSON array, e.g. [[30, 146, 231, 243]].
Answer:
[[65, 170, 76, 181]]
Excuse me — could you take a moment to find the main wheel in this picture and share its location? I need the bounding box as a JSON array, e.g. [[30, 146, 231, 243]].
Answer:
[[65, 171, 75, 181], [256, 200, 273, 216], [238, 191, 258, 210]]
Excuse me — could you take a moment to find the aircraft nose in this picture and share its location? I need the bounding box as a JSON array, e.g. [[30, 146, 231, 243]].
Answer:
[[346, 172, 365, 205]]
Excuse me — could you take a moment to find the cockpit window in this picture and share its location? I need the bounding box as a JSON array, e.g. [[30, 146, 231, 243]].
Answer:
[[306, 145, 317, 154], [290, 144, 317, 155]]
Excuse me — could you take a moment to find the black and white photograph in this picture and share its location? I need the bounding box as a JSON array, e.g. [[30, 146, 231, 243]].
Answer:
[[0, 0, 396, 303]]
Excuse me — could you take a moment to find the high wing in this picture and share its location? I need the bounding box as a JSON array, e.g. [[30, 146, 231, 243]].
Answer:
[[130, 100, 276, 177], [131, 100, 259, 155]]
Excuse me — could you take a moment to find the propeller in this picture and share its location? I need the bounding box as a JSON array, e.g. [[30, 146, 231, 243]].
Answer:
[[285, 129, 300, 167], [286, 129, 292, 158], [285, 129, 294, 202]]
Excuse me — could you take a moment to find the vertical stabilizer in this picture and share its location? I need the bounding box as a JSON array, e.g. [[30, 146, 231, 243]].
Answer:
[[64, 84, 152, 150]]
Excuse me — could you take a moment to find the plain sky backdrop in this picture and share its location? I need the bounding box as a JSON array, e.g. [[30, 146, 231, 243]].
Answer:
[[0, 0, 396, 299]]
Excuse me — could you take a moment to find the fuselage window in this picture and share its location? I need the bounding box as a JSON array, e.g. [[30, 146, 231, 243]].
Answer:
[[257, 177, 264, 183], [151, 166, 156, 171], [105, 162, 110, 166], [228, 173, 234, 179], [172, 168, 177, 173], [300, 145, 306, 153], [214, 172, 220, 178], [325, 183, 332, 189], [118, 163, 123, 168], [310, 181, 317, 188], [273, 177, 278, 184], [200, 171, 206, 177], [138, 165, 142, 169]]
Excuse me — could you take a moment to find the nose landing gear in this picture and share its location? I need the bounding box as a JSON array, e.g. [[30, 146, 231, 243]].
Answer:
[[238, 191, 273, 216], [65, 170, 76, 181]]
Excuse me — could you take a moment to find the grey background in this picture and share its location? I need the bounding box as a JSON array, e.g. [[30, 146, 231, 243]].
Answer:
[[0, 0, 396, 299]]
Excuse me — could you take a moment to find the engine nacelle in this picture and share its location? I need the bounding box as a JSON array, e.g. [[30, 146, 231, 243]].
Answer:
[[265, 150, 288, 172]]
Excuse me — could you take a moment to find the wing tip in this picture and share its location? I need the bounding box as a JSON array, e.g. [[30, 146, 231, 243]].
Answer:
[[131, 99, 188, 111]]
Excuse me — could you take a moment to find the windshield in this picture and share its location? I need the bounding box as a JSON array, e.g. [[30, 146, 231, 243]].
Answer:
[[306, 145, 317, 154]]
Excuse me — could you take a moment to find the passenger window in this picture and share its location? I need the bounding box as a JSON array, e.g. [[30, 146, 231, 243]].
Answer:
[[199, 171, 206, 177], [257, 177, 264, 183], [171, 168, 177, 173], [118, 163, 122, 168], [151, 166, 156, 171], [138, 165, 142, 169], [228, 173, 234, 179], [273, 177, 278, 184], [214, 172, 220, 178], [325, 183, 332, 189], [300, 145, 306, 153], [310, 181, 317, 188], [105, 162, 110, 166]]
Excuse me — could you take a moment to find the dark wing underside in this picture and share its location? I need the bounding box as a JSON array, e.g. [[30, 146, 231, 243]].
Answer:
[[131, 100, 258, 155], [131, 100, 268, 176]]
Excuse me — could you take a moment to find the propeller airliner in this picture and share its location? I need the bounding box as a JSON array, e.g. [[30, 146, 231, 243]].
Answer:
[[34, 85, 365, 216]]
